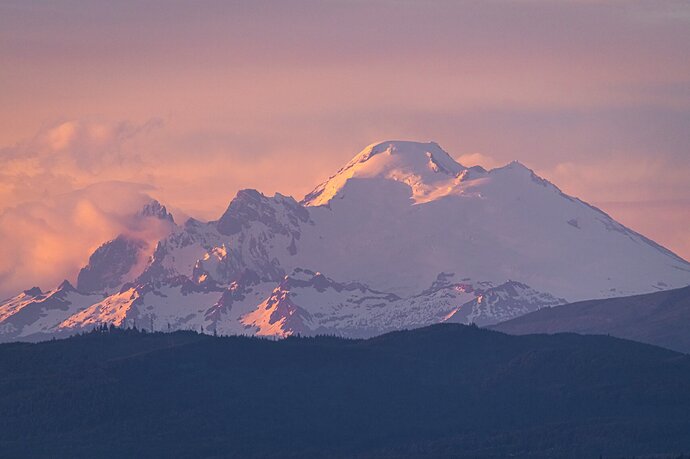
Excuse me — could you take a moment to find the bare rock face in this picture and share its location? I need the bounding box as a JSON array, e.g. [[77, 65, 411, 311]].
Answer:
[[140, 199, 174, 223], [76, 200, 176, 294], [77, 236, 147, 293]]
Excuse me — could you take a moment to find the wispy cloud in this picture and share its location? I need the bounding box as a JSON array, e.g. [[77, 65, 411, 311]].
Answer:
[[0, 182, 171, 299]]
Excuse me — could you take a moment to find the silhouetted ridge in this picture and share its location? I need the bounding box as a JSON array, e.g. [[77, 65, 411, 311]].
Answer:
[[1, 324, 690, 458]]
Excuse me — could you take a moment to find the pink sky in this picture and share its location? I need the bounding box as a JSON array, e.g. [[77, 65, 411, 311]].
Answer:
[[0, 0, 689, 297]]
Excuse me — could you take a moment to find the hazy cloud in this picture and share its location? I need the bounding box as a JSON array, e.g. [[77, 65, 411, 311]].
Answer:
[[0, 182, 171, 300], [0, 118, 164, 210]]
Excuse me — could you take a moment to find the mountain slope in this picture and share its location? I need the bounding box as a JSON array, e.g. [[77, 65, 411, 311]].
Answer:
[[0, 282, 103, 341], [76, 235, 148, 294], [492, 285, 690, 353], [2, 324, 690, 458], [297, 142, 689, 299], [2, 140, 689, 341]]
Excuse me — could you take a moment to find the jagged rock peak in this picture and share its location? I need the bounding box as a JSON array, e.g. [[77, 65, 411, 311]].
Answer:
[[216, 189, 308, 236], [140, 199, 174, 223], [58, 280, 76, 292], [23, 287, 43, 297]]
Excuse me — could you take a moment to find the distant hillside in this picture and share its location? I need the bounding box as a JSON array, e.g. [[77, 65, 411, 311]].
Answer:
[[2, 325, 690, 458], [492, 285, 690, 353]]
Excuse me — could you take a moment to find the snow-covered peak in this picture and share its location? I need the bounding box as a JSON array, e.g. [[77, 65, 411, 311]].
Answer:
[[349, 141, 464, 175], [489, 160, 540, 180], [301, 140, 573, 209], [303, 140, 467, 206]]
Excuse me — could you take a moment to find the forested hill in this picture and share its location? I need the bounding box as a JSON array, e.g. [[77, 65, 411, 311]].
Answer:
[[492, 285, 690, 354], [2, 325, 690, 458]]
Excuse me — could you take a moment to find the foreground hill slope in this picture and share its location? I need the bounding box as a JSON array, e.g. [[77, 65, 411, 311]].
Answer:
[[2, 324, 690, 458], [492, 285, 690, 353]]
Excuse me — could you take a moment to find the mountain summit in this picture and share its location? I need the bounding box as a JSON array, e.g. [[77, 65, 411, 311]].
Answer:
[[2, 140, 689, 341], [303, 141, 468, 205]]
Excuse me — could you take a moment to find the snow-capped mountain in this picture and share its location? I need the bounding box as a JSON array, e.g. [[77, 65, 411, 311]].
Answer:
[[2, 140, 689, 341], [0, 281, 103, 339]]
